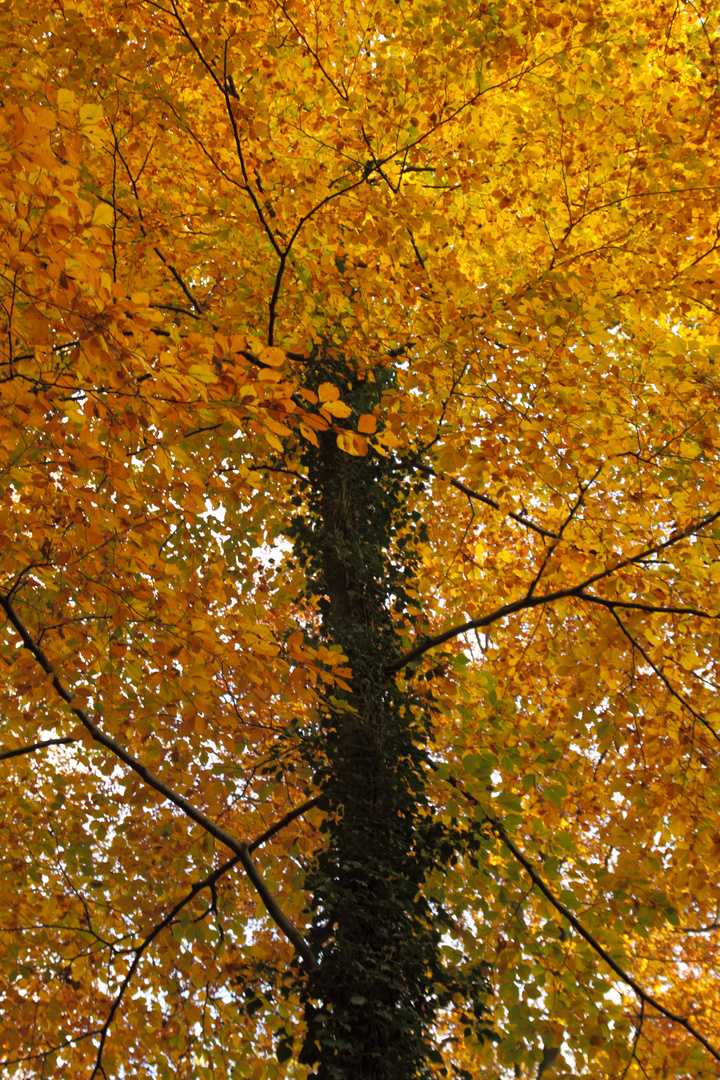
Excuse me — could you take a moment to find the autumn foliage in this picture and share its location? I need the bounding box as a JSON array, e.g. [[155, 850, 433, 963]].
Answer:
[[1, 0, 720, 1076]]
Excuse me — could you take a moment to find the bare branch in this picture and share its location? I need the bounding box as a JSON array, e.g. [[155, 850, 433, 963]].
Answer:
[[619, 999, 645, 1080], [152, 246, 205, 314], [492, 821, 720, 1063], [249, 795, 321, 852], [0, 1026, 103, 1068], [577, 592, 718, 620], [0, 736, 77, 761], [526, 468, 602, 596]]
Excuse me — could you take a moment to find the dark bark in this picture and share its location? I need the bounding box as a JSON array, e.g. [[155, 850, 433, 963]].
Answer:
[[296, 426, 437, 1079], [290, 370, 491, 1078]]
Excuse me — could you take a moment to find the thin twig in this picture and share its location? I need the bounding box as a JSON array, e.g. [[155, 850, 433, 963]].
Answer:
[[492, 822, 719, 1062], [152, 247, 205, 314], [249, 795, 321, 852], [0, 1026, 103, 1068], [609, 609, 720, 743], [576, 592, 719, 619], [413, 463, 559, 539], [526, 468, 602, 597], [620, 999, 645, 1080]]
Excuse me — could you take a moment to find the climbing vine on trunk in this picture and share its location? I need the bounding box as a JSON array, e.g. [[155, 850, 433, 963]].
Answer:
[[291, 362, 491, 1078]]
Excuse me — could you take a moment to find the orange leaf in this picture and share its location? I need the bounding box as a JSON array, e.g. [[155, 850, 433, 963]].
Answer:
[[299, 422, 319, 445], [337, 430, 368, 456], [322, 400, 352, 418], [318, 382, 340, 402], [259, 346, 285, 368], [358, 414, 377, 434]]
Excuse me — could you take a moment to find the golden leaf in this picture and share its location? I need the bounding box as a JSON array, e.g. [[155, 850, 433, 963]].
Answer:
[[90, 203, 114, 227]]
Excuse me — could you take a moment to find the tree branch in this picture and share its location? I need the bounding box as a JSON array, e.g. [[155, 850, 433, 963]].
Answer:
[[491, 821, 720, 1063], [576, 591, 719, 620], [89, 794, 321, 1078], [526, 468, 602, 597], [249, 795, 321, 852], [0, 594, 318, 972], [413, 463, 559, 539], [387, 510, 720, 672], [152, 246, 205, 314], [0, 1027, 104, 1069], [0, 736, 77, 761], [436, 768, 720, 1064], [608, 608, 720, 743]]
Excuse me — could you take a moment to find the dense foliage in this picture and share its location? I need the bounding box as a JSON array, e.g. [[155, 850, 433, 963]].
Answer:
[[1, 0, 720, 1077]]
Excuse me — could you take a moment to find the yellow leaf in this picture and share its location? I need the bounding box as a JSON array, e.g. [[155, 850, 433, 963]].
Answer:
[[264, 431, 284, 452], [337, 431, 368, 456], [336, 430, 355, 454], [265, 416, 293, 437], [299, 422, 319, 445], [68, 722, 93, 747], [91, 203, 114, 227], [79, 103, 105, 128], [378, 430, 399, 450], [57, 89, 76, 110]]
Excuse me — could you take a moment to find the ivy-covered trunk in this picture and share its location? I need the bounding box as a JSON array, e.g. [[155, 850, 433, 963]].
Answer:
[[291, 369, 470, 1079]]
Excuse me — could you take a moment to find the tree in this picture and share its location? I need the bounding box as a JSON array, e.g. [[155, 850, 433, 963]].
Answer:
[[1, 0, 720, 1076]]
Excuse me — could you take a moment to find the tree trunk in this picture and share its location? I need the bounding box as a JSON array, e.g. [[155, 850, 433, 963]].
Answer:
[[293, 403, 440, 1078]]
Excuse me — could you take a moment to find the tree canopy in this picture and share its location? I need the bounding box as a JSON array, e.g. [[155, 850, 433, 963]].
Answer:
[[1, 0, 720, 1077]]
